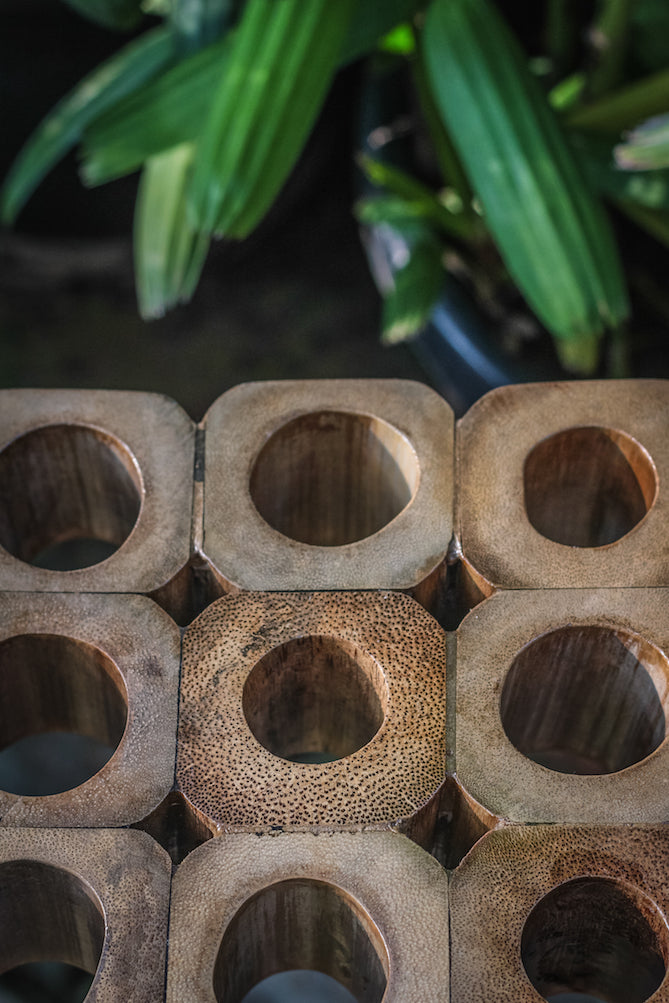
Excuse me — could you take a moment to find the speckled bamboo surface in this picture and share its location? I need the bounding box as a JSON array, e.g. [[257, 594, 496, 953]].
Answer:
[[0, 378, 667, 1002]]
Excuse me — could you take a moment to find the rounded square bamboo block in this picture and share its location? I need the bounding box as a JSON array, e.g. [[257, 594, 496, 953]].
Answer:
[[201, 379, 453, 591], [456, 587, 669, 823], [0, 592, 179, 825], [0, 828, 170, 1002], [167, 831, 450, 1003], [457, 379, 669, 588], [450, 824, 669, 1002], [0, 389, 195, 593], [177, 591, 447, 830]]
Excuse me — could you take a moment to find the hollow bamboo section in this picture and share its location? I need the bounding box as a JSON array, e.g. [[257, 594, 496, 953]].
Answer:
[[167, 831, 450, 1003], [177, 590, 447, 831], [450, 824, 669, 1001], [0, 389, 194, 595], [0, 828, 170, 1002], [200, 380, 454, 598], [0, 592, 180, 826], [456, 587, 669, 823], [456, 379, 669, 589]]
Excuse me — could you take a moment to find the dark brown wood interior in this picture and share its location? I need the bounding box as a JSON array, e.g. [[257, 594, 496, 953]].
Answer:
[[500, 625, 668, 775], [0, 860, 105, 976], [0, 633, 127, 794], [213, 879, 388, 1003], [249, 411, 418, 546], [521, 876, 667, 1002], [0, 423, 142, 569], [523, 426, 657, 548], [242, 636, 386, 763]]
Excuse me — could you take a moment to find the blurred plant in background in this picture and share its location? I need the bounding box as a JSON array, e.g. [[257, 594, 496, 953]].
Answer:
[[3, 0, 669, 375]]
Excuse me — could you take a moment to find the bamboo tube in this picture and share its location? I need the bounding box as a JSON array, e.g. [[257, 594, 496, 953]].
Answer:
[[456, 587, 669, 823], [0, 593, 179, 826], [177, 591, 447, 831], [0, 828, 170, 1002], [200, 380, 453, 598], [457, 380, 669, 589], [167, 830, 450, 1003], [0, 389, 195, 596], [450, 824, 669, 1002]]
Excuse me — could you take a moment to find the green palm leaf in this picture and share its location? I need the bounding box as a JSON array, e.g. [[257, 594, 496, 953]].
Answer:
[[423, 0, 629, 372], [1, 25, 175, 224], [134, 144, 209, 319], [81, 36, 230, 185], [188, 0, 355, 237]]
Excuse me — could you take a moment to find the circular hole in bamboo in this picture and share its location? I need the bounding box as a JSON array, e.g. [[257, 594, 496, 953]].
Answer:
[[523, 426, 656, 547], [249, 411, 419, 546], [0, 424, 142, 569], [213, 879, 388, 1003], [0, 633, 128, 796], [0, 859, 105, 1001], [521, 876, 667, 1003], [243, 636, 387, 764], [501, 625, 668, 775]]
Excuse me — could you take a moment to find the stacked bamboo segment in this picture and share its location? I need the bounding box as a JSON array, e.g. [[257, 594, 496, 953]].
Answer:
[[0, 378, 667, 1001]]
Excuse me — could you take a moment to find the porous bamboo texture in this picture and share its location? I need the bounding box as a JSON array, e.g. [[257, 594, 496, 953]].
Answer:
[[0, 389, 194, 594], [457, 379, 669, 589], [167, 831, 450, 1003], [0, 593, 180, 826], [450, 825, 669, 1002], [0, 828, 171, 1002], [177, 590, 446, 831], [455, 587, 669, 824], [2, 378, 669, 1002], [200, 380, 453, 596]]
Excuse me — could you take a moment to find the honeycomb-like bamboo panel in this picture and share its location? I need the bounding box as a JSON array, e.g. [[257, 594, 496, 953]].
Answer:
[[0, 378, 665, 1003]]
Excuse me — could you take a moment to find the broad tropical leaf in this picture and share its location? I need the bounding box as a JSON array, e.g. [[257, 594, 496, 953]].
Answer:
[[134, 144, 209, 318], [355, 193, 443, 342], [574, 133, 669, 208], [1, 26, 175, 224], [81, 36, 230, 185], [358, 154, 478, 241], [81, 0, 422, 189], [382, 239, 444, 344], [423, 0, 629, 372], [188, 0, 355, 237], [566, 68, 669, 135], [615, 114, 669, 170]]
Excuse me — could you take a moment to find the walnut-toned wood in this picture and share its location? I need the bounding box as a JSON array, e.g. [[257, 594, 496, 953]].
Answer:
[[457, 380, 669, 589], [0, 828, 170, 1002], [201, 380, 453, 593], [456, 588, 669, 823], [0, 389, 194, 594], [177, 591, 447, 831], [400, 776, 503, 870], [0, 593, 179, 825], [450, 825, 669, 1002], [167, 831, 449, 1003]]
